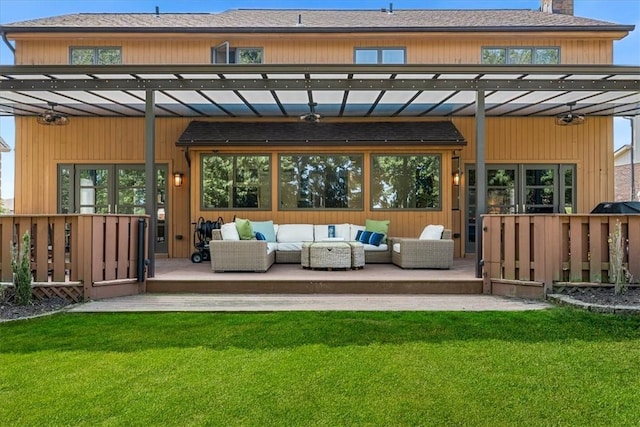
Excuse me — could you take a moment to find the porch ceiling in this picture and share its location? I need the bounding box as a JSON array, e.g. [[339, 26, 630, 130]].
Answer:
[[0, 64, 638, 119]]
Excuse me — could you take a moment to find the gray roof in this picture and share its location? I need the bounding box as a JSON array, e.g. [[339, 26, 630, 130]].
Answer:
[[1, 9, 633, 33], [176, 121, 466, 146]]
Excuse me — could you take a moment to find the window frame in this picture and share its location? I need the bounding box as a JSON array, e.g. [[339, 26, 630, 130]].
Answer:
[[200, 153, 272, 211], [481, 46, 560, 64], [354, 47, 406, 64], [69, 46, 122, 65], [211, 44, 264, 64], [278, 153, 364, 211], [370, 153, 442, 211]]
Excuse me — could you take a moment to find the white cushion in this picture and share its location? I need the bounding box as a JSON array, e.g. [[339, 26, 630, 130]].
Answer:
[[266, 242, 277, 254], [362, 243, 388, 252], [349, 224, 366, 241], [314, 223, 350, 241], [419, 224, 444, 240], [277, 224, 314, 243], [220, 222, 240, 240], [276, 242, 304, 251], [393, 243, 401, 253]]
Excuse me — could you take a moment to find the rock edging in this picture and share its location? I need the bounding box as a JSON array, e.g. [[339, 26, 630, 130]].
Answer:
[[547, 293, 640, 315]]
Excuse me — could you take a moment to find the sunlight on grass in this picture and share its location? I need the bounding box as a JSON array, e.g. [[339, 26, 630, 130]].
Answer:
[[2, 309, 640, 426]]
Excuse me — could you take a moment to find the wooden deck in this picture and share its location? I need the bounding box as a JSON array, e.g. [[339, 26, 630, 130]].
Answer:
[[147, 257, 483, 294]]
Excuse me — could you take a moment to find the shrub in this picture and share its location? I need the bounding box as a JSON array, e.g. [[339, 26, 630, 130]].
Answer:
[[608, 220, 630, 295], [11, 231, 33, 306]]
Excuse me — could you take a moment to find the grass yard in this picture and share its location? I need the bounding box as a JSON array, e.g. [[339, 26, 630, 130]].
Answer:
[[1, 308, 640, 426]]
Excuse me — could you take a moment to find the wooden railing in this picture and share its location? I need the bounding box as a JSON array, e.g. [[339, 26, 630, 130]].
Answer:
[[0, 214, 148, 301], [482, 214, 640, 294]]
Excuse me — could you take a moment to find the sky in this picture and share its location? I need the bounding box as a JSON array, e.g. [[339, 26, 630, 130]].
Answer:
[[0, 0, 639, 199]]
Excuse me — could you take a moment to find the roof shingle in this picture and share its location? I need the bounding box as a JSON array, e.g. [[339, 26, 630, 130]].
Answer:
[[1, 9, 630, 32]]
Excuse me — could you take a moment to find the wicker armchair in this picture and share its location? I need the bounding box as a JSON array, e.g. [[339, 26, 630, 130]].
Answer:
[[391, 229, 454, 269], [209, 230, 275, 272]]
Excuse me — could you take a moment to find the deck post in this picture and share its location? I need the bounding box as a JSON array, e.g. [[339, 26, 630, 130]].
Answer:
[[475, 90, 486, 278], [145, 90, 156, 277]]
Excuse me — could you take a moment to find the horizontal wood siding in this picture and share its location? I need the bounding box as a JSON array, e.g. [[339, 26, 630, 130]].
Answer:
[[15, 35, 614, 65]]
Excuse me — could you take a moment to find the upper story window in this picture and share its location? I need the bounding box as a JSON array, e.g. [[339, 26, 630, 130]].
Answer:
[[482, 47, 560, 64], [70, 47, 122, 65], [212, 43, 264, 64], [354, 48, 406, 64]]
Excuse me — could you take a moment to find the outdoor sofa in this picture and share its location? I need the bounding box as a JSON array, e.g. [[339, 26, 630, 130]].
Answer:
[[209, 221, 392, 272]]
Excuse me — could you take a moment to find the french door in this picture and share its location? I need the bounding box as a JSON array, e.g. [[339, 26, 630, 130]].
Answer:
[[59, 164, 168, 253], [465, 164, 575, 253]]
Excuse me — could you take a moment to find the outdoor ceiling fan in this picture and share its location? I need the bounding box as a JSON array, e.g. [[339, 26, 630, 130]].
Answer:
[[300, 101, 321, 123], [36, 102, 69, 126], [555, 101, 585, 126]]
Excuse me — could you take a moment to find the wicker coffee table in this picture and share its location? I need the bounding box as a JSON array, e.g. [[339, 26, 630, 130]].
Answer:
[[302, 241, 364, 270]]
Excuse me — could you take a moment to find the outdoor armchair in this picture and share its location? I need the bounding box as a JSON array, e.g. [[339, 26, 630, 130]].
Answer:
[[391, 227, 454, 269]]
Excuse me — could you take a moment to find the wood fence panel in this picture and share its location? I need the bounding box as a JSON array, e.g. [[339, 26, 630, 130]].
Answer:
[[518, 216, 531, 281], [544, 216, 561, 288], [34, 217, 49, 282], [628, 216, 640, 281], [569, 216, 585, 282], [531, 216, 545, 283], [487, 216, 503, 280], [589, 216, 604, 283], [0, 217, 13, 281], [69, 217, 80, 282], [77, 216, 93, 298], [104, 216, 118, 281], [504, 216, 516, 280], [92, 216, 105, 282], [51, 217, 67, 282], [117, 217, 131, 279]]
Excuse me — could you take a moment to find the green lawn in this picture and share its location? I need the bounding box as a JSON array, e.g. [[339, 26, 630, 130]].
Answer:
[[1, 308, 640, 426]]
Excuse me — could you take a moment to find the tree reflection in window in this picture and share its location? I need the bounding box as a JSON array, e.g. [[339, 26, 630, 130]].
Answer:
[[201, 154, 271, 209], [279, 155, 363, 209], [371, 155, 441, 209]]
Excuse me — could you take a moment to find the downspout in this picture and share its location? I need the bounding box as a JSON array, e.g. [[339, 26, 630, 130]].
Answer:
[[1, 32, 16, 59]]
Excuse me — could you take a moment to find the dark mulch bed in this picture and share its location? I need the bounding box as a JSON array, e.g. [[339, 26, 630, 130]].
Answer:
[[0, 293, 72, 321], [562, 287, 640, 306]]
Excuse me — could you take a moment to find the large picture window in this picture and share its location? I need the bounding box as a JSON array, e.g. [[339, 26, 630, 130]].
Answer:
[[482, 47, 559, 64], [371, 154, 441, 210], [70, 47, 122, 65], [201, 154, 271, 210], [279, 154, 363, 210]]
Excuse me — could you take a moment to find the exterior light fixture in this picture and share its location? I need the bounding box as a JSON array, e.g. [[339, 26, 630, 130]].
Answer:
[[452, 171, 461, 186], [173, 172, 184, 187]]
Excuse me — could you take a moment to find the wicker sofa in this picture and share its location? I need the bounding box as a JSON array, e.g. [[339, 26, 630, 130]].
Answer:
[[209, 222, 391, 272], [391, 228, 454, 269]]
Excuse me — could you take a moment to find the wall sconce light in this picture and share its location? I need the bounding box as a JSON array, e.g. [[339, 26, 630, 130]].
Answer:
[[452, 171, 461, 186], [173, 172, 184, 187]]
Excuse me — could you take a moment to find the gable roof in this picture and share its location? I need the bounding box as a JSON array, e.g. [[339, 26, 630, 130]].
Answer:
[[1, 9, 633, 34], [176, 120, 466, 146]]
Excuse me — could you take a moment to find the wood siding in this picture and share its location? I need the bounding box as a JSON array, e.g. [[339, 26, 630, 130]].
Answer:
[[14, 115, 614, 257], [14, 34, 614, 65]]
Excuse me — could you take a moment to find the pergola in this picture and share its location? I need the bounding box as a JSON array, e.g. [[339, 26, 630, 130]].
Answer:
[[1, 63, 639, 276]]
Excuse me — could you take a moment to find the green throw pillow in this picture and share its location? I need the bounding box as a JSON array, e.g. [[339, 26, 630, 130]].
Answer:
[[235, 218, 254, 240], [365, 219, 390, 243]]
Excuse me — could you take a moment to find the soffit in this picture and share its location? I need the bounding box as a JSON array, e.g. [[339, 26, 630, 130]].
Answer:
[[0, 64, 638, 119]]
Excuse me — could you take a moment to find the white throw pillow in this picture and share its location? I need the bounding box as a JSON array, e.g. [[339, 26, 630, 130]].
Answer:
[[419, 224, 444, 240], [220, 222, 240, 240]]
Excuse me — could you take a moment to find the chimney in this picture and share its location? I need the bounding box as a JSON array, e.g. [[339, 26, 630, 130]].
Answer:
[[541, 0, 574, 15]]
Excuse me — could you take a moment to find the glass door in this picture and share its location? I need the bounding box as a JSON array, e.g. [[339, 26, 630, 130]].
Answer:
[[64, 164, 168, 254], [464, 164, 575, 253], [465, 165, 518, 253]]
